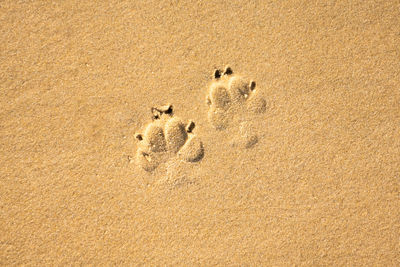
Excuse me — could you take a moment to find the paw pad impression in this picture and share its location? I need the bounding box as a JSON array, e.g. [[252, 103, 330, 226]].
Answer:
[[206, 66, 267, 148], [135, 105, 204, 172], [206, 66, 266, 130]]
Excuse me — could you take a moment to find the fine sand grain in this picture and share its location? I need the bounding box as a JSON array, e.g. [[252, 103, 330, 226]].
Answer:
[[1, 1, 399, 265]]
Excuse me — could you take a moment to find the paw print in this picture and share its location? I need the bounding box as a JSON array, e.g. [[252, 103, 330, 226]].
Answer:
[[206, 66, 267, 147], [135, 105, 204, 172]]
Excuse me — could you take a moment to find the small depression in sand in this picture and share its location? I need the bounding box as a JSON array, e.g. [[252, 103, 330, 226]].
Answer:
[[135, 104, 204, 175], [206, 66, 267, 148]]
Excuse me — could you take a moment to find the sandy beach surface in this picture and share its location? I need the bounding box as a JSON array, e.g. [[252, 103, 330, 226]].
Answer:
[[1, 1, 399, 265]]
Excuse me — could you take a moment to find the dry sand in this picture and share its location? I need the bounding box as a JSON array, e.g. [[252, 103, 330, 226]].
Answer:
[[1, 1, 399, 265]]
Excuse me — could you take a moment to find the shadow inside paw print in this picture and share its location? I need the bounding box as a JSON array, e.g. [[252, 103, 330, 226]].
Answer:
[[206, 66, 267, 148], [135, 104, 204, 172]]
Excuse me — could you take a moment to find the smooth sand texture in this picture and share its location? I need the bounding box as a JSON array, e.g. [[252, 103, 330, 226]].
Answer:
[[1, 1, 399, 265]]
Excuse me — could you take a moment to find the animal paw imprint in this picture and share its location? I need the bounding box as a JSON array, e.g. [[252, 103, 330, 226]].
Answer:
[[206, 66, 267, 147], [135, 104, 204, 172]]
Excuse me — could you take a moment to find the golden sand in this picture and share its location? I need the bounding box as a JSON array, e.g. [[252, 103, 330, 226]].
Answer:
[[1, 1, 399, 265]]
